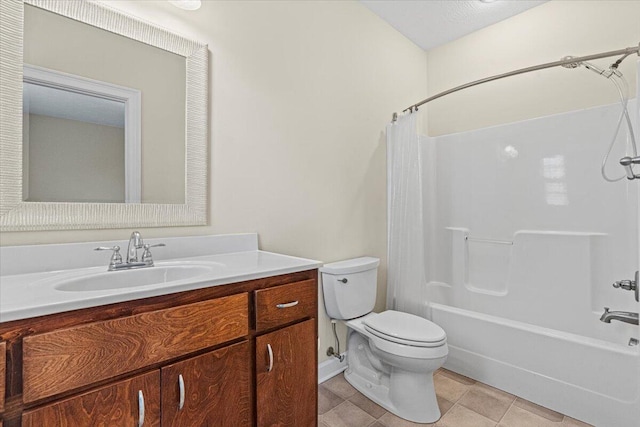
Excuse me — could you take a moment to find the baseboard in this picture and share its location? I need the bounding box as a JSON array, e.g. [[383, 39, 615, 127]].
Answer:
[[318, 351, 348, 384]]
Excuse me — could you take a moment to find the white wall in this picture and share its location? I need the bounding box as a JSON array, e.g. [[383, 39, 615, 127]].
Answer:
[[3, 1, 428, 363], [426, 0, 640, 136]]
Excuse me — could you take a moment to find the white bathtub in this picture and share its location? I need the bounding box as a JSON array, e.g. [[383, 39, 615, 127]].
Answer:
[[429, 301, 639, 427]]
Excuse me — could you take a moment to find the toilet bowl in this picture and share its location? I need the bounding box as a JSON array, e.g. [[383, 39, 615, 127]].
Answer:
[[320, 257, 448, 423]]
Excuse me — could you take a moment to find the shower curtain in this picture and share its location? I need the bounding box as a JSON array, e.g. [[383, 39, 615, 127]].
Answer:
[[386, 113, 428, 317]]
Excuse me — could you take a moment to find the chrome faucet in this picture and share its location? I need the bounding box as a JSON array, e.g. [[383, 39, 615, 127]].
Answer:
[[127, 231, 144, 263], [600, 307, 639, 325], [95, 231, 165, 271]]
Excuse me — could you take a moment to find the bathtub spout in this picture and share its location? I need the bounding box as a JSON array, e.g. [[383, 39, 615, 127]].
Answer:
[[600, 307, 639, 325]]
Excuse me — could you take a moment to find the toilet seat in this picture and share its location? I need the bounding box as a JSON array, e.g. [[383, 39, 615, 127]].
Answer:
[[363, 310, 446, 348], [347, 312, 448, 360]]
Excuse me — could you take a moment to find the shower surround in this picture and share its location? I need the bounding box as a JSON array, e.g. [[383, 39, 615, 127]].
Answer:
[[421, 99, 639, 427]]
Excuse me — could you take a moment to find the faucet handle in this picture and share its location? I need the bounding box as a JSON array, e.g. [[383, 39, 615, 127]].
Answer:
[[95, 246, 123, 268], [141, 243, 165, 264]]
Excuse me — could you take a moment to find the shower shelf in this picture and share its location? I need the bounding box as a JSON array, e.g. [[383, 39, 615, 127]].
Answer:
[[465, 236, 513, 245]]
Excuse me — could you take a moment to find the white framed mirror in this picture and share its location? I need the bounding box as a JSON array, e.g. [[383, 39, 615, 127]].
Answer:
[[0, 0, 208, 231]]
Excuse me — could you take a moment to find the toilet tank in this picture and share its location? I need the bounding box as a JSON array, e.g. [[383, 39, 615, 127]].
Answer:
[[320, 257, 380, 320]]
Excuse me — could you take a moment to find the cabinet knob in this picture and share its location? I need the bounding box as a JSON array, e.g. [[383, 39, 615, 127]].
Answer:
[[178, 374, 185, 410], [137, 390, 145, 427], [267, 344, 274, 373]]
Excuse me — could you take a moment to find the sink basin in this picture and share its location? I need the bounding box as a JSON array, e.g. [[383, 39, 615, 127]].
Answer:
[[54, 262, 224, 292]]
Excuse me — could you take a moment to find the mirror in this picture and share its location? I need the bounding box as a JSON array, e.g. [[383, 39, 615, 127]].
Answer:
[[0, 0, 208, 230], [23, 66, 137, 203]]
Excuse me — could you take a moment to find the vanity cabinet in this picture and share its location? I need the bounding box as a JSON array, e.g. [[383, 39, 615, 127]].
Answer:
[[0, 269, 318, 427], [1, 340, 6, 424]]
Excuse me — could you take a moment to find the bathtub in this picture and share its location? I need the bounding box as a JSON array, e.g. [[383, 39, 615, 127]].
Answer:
[[429, 299, 639, 427]]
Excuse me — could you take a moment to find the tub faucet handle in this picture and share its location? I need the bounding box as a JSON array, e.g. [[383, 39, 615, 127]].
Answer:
[[612, 280, 635, 290], [612, 271, 638, 302]]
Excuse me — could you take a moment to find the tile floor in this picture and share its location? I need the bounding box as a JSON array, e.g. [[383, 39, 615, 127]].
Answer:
[[318, 368, 593, 427]]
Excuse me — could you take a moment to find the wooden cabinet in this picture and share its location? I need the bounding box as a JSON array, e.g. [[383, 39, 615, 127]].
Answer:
[[161, 341, 251, 426], [256, 319, 317, 427], [254, 279, 318, 427], [0, 341, 5, 415], [22, 371, 160, 427], [0, 269, 318, 427]]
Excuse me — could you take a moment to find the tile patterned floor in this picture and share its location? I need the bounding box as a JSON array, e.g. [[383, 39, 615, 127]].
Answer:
[[318, 368, 593, 427]]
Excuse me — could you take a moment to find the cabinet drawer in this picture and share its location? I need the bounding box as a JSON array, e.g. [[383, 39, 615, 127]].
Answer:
[[0, 341, 5, 414], [254, 280, 316, 331], [22, 370, 160, 427], [23, 293, 248, 403]]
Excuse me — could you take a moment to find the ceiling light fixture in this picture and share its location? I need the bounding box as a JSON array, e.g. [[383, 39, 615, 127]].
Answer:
[[479, 0, 497, 3], [169, 0, 201, 11]]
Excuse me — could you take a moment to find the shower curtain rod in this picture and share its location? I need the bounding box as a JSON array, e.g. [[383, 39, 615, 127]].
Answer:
[[393, 43, 640, 121]]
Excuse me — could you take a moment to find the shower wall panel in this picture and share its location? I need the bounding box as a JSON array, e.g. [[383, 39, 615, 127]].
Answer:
[[421, 99, 639, 426], [424, 100, 639, 343]]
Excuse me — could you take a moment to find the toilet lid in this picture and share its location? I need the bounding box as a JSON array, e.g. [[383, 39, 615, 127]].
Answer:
[[363, 310, 446, 346]]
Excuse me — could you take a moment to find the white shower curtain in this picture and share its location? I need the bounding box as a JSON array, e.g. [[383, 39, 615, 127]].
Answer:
[[386, 113, 428, 317]]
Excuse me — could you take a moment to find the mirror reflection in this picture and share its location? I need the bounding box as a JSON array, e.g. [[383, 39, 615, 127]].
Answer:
[[23, 80, 129, 203], [23, 4, 187, 204]]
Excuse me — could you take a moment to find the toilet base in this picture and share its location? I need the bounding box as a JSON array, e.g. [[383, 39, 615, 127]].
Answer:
[[345, 331, 443, 423], [344, 367, 441, 423]]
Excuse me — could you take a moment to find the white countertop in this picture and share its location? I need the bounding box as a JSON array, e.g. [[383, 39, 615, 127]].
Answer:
[[0, 234, 322, 323]]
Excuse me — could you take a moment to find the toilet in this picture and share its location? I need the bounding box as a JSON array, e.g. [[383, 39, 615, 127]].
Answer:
[[320, 257, 448, 423]]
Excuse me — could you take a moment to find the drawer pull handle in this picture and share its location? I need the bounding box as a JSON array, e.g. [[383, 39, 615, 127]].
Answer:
[[276, 300, 299, 309], [178, 374, 185, 410], [138, 390, 145, 427], [267, 343, 274, 372]]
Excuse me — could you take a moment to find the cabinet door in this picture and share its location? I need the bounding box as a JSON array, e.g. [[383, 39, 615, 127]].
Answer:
[[22, 370, 160, 427], [256, 319, 317, 427], [161, 341, 251, 426]]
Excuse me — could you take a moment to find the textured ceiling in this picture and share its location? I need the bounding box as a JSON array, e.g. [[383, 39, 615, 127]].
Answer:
[[360, 0, 549, 51], [24, 83, 125, 128]]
